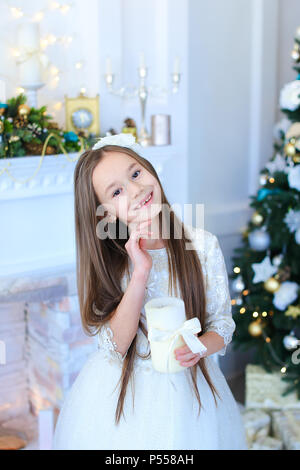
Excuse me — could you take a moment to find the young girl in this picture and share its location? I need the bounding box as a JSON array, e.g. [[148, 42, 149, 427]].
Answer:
[[52, 133, 247, 450]]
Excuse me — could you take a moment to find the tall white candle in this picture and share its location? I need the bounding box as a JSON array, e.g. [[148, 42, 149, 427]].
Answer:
[[17, 22, 42, 86], [145, 297, 186, 373], [174, 56, 180, 74], [139, 51, 146, 69], [0, 79, 6, 103]]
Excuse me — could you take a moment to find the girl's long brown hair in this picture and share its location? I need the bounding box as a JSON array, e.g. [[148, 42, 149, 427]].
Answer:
[[74, 144, 221, 425]]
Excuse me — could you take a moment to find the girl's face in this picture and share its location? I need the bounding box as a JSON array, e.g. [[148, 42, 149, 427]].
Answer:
[[92, 151, 162, 227]]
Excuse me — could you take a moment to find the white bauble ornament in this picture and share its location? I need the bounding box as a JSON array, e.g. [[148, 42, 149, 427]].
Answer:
[[283, 333, 300, 351], [295, 228, 300, 244], [231, 276, 245, 293], [249, 229, 271, 251], [280, 80, 300, 111], [273, 281, 299, 311], [272, 254, 283, 267], [259, 174, 268, 185]]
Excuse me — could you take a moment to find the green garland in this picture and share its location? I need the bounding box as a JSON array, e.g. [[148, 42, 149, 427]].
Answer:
[[0, 94, 95, 158]]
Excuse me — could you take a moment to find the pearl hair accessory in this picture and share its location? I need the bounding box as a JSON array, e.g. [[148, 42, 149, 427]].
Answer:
[[92, 133, 144, 155]]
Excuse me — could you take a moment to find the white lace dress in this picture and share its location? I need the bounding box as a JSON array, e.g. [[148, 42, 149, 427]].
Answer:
[[52, 227, 248, 450]]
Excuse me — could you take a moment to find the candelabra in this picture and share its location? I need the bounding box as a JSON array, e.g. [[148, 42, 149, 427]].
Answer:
[[104, 54, 181, 147]]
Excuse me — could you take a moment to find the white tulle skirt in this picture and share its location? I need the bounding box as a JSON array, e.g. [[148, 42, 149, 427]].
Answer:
[[52, 349, 248, 450]]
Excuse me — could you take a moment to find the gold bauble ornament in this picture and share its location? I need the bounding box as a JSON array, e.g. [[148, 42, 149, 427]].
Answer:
[[251, 211, 264, 226], [248, 321, 263, 337], [284, 142, 296, 157], [18, 104, 30, 118], [264, 277, 280, 293]]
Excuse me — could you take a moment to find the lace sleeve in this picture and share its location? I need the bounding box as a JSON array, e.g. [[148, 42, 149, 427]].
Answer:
[[203, 232, 236, 356], [98, 321, 128, 363]]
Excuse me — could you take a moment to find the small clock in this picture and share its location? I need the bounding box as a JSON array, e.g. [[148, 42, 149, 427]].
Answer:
[[65, 92, 100, 135]]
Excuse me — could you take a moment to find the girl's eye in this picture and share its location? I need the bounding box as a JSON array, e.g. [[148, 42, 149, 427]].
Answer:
[[112, 189, 121, 198], [132, 170, 140, 178], [112, 170, 141, 198]]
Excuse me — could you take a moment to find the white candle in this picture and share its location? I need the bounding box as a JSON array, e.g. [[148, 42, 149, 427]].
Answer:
[[174, 56, 180, 74], [145, 297, 187, 373], [17, 22, 42, 85], [0, 79, 6, 103], [105, 56, 112, 75], [139, 51, 146, 69]]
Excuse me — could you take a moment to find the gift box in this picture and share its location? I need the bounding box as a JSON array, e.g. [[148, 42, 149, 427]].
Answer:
[[245, 364, 300, 410], [250, 435, 283, 450], [242, 408, 271, 446], [271, 410, 300, 450]]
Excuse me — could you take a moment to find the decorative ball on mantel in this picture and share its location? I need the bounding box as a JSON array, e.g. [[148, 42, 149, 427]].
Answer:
[[17, 103, 30, 118]]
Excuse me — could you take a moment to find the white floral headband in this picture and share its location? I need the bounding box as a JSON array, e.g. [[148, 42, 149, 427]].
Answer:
[[92, 133, 144, 155]]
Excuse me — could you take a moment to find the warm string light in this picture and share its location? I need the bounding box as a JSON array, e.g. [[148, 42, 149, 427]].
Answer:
[[8, 2, 84, 92], [53, 101, 63, 111], [10, 7, 23, 18], [9, 2, 74, 21], [261, 328, 288, 373], [231, 261, 292, 378]]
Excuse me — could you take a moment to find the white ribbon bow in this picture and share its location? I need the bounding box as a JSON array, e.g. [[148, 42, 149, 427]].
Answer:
[[148, 317, 207, 355], [148, 317, 207, 390]]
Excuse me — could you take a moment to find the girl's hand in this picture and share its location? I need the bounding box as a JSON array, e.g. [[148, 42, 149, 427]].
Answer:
[[125, 220, 153, 275], [174, 336, 206, 367]]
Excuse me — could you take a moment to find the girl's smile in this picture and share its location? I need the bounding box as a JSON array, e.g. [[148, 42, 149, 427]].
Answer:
[[135, 191, 154, 210]]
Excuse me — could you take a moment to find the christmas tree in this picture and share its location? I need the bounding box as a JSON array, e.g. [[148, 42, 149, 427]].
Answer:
[[231, 26, 300, 398]]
